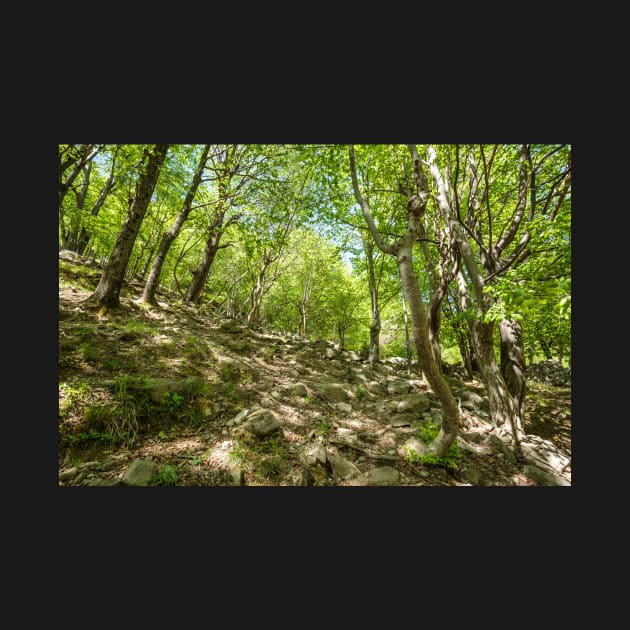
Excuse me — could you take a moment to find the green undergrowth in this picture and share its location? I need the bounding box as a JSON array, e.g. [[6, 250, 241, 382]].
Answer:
[[228, 435, 290, 484], [59, 373, 221, 451], [403, 421, 462, 471]]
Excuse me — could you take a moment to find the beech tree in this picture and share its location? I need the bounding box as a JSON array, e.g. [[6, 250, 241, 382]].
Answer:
[[86, 144, 170, 312], [140, 144, 211, 305], [348, 144, 461, 457], [425, 144, 570, 448]]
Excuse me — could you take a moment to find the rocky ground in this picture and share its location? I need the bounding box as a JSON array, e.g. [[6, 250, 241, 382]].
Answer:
[[58, 256, 571, 487]]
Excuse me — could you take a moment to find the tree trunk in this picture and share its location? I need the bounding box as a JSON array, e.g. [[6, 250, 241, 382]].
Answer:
[[184, 231, 222, 305], [88, 144, 169, 312], [499, 318, 527, 421], [348, 144, 460, 457], [142, 145, 210, 305], [397, 245, 460, 456], [247, 278, 264, 324], [457, 331, 474, 379], [399, 277, 413, 375], [76, 149, 119, 256], [469, 318, 524, 444], [365, 239, 381, 364], [429, 145, 526, 449], [64, 161, 92, 251]]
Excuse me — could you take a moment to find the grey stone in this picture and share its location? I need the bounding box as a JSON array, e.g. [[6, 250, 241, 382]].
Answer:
[[227, 409, 249, 426], [523, 464, 570, 486], [457, 435, 492, 455], [290, 383, 308, 397], [84, 477, 123, 486], [463, 432, 485, 443], [391, 394, 431, 415], [59, 467, 79, 481], [462, 465, 482, 485], [327, 452, 360, 480], [489, 435, 518, 465], [302, 443, 328, 467], [387, 379, 410, 395], [122, 459, 157, 486], [312, 383, 351, 402], [79, 461, 102, 471], [228, 463, 244, 486], [245, 410, 281, 437], [519, 435, 570, 475], [366, 466, 400, 486], [335, 402, 353, 413], [391, 415, 415, 427], [366, 381, 383, 395]]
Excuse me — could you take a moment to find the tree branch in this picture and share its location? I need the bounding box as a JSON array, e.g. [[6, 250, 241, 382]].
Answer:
[[348, 145, 394, 254]]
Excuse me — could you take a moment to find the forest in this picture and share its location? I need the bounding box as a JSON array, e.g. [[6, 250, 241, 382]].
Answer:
[[58, 144, 571, 486]]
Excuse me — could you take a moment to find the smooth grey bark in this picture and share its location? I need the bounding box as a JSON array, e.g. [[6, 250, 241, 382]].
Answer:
[[184, 220, 225, 305], [61, 161, 92, 250], [142, 144, 211, 305], [59, 144, 103, 208], [428, 145, 527, 446], [88, 144, 169, 311], [76, 148, 119, 255], [364, 238, 381, 364], [349, 144, 460, 457], [499, 318, 527, 420]]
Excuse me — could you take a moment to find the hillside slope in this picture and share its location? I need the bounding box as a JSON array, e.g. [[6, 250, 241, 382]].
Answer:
[[58, 257, 571, 486]]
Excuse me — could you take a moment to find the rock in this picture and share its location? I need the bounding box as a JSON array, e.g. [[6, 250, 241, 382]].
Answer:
[[523, 464, 570, 486], [219, 319, 244, 333], [227, 409, 249, 426], [461, 465, 482, 485], [244, 410, 281, 437], [387, 379, 410, 395], [290, 468, 313, 486], [335, 402, 353, 413], [526, 360, 571, 387], [301, 443, 328, 467], [456, 436, 492, 455], [290, 383, 308, 397], [463, 432, 485, 443], [327, 452, 360, 480], [228, 463, 245, 486], [84, 477, 123, 486], [59, 467, 79, 481], [391, 393, 431, 415], [312, 383, 352, 402], [488, 435, 518, 465], [122, 459, 157, 486], [519, 435, 570, 475], [366, 381, 383, 395], [59, 249, 82, 263], [365, 466, 400, 485], [407, 379, 426, 390]]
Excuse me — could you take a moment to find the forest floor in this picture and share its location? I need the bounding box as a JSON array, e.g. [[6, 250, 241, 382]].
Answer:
[[58, 258, 571, 486]]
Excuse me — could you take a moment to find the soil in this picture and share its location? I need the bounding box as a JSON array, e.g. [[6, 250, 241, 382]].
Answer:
[[58, 258, 571, 486]]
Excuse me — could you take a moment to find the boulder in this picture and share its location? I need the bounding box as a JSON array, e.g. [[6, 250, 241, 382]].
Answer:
[[244, 410, 281, 437], [123, 458, 157, 486]]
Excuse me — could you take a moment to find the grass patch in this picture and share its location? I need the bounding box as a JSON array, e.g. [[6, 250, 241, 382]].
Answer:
[[403, 421, 462, 472]]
